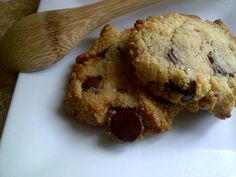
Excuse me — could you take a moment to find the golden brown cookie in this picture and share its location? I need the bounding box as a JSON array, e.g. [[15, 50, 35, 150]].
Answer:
[[129, 13, 236, 119], [64, 25, 182, 142]]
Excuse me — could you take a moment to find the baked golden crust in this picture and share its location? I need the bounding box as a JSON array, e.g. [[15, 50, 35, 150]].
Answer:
[[129, 13, 236, 119], [64, 25, 182, 141]]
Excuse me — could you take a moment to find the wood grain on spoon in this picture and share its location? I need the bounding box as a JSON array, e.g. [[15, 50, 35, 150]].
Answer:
[[0, 0, 160, 72]]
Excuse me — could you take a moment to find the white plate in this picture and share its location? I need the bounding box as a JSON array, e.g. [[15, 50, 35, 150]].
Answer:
[[1, 0, 236, 177]]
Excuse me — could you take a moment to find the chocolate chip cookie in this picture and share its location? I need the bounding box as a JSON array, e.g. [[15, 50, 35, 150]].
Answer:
[[64, 25, 182, 142], [129, 13, 236, 119]]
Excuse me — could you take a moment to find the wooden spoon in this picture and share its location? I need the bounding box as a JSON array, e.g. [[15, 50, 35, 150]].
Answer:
[[0, 0, 160, 72]]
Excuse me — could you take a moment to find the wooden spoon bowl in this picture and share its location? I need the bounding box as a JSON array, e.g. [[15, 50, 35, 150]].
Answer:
[[0, 0, 159, 72]]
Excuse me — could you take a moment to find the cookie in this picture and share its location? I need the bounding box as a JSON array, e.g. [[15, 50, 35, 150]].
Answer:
[[64, 25, 182, 142], [129, 13, 236, 119]]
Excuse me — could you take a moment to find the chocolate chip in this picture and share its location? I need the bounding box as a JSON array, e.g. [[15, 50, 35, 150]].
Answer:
[[76, 54, 90, 64], [208, 52, 228, 76], [167, 48, 179, 65], [109, 108, 143, 142], [134, 19, 145, 28], [214, 19, 224, 26], [166, 81, 196, 102], [82, 76, 102, 91]]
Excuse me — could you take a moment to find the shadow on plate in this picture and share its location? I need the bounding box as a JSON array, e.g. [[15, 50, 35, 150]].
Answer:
[[57, 98, 220, 150], [57, 98, 130, 151], [172, 110, 218, 134]]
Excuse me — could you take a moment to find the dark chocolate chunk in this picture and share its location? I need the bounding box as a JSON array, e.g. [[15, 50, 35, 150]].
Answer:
[[208, 52, 229, 76], [214, 19, 224, 26], [82, 76, 102, 91], [214, 64, 228, 76], [167, 48, 179, 65], [166, 81, 196, 102], [109, 108, 143, 142], [134, 19, 145, 28]]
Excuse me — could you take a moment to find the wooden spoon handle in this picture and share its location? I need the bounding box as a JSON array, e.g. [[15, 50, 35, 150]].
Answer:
[[62, 0, 160, 19], [88, 0, 160, 19], [56, 0, 160, 45], [0, 0, 160, 72]]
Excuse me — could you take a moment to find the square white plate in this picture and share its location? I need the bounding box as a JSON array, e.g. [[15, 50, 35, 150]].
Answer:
[[1, 0, 236, 177]]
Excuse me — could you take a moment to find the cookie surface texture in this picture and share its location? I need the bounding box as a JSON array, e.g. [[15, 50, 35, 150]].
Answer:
[[64, 25, 182, 141], [129, 13, 236, 118]]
